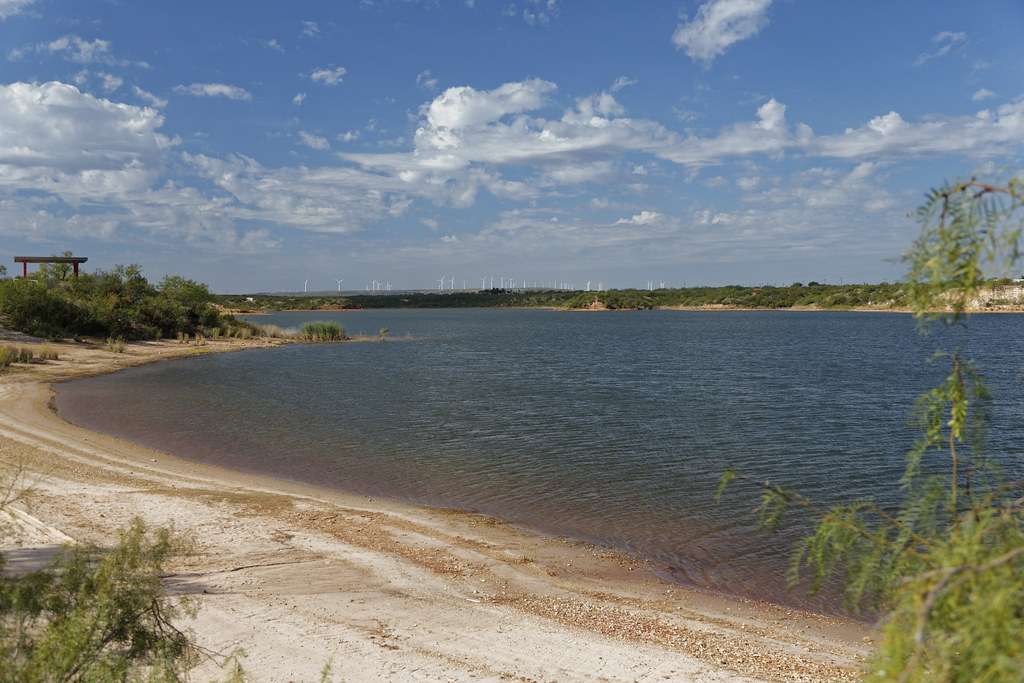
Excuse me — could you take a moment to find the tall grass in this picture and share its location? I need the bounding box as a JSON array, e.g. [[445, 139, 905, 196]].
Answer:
[[299, 320, 346, 342]]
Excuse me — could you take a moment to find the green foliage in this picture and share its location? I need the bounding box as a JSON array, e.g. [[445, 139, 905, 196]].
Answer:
[[0, 518, 201, 682], [904, 177, 1024, 326], [299, 320, 346, 342], [0, 264, 249, 342], [721, 174, 1024, 681], [219, 282, 912, 312]]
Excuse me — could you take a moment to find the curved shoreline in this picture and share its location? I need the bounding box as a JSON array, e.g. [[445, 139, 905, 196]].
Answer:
[[0, 332, 873, 681]]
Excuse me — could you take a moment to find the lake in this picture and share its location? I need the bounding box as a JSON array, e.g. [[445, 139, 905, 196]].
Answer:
[[54, 309, 1024, 614]]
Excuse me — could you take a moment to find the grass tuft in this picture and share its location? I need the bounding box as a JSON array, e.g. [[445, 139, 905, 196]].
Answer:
[[299, 320, 346, 342]]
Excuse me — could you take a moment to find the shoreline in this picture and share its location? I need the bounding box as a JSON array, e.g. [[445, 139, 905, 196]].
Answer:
[[0, 332, 873, 681]]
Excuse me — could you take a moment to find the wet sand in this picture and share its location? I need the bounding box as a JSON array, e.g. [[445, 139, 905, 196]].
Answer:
[[0, 331, 873, 681]]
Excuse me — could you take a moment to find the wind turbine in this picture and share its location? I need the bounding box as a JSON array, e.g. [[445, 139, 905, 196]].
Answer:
[[335, 278, 344, 292], [304, 279, 309, 293], [437, 274, 446, 291]]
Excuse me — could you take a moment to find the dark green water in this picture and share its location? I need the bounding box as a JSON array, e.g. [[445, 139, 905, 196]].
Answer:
[[55, 309, 1024, 614]]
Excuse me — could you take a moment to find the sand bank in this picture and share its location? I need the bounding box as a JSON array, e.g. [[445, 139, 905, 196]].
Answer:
[[0, 332, 873, 681]]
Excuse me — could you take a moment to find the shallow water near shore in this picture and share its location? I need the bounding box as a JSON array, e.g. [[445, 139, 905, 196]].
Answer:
[[55, 309, 1024, 614]]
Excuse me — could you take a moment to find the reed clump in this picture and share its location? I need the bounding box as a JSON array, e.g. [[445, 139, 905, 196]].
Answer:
[[254, 323, 286, 339], [0, 346, 18, 369], [38, 343, 58, 361], [299, 321, 346, 342]]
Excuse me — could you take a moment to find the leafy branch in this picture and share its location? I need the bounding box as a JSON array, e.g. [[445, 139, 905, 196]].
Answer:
[[721, 173, 1024, 681]]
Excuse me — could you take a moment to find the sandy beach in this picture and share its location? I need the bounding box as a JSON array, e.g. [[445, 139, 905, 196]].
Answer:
[[0, 331, 873, 682]]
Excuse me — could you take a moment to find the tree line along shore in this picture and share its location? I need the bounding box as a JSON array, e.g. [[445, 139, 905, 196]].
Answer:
[[220, 279, 1024, 314]]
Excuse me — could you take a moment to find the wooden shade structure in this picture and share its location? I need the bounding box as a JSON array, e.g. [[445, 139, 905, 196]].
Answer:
[[14, 256, 88, 278]]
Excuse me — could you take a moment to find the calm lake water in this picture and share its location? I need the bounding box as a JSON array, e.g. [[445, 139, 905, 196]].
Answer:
[[55, 309, 1024, 614]]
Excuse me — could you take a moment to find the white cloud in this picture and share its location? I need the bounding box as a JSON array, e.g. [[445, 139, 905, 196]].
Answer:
[[42, 35, 112, 63], [610, 76, 637, 93], [672, 0, 772, 66], [99, 73, 123, 93], [186, 153, 410, 234], [299, 131, 330, 150], [173, 83, 252, 100], [134, 86, 167, 108], [616, 210, 663, 225], [416, 69, 439, 91], [972, 88, 995, 101], [510, 0, 559, 26], [811, 100, 1024, 159], [301, 21, 320, 38], [0, 81, 165, 201], [421, 79, 555, 131], [311, 66, 346, 86], [293, 92, 306, 106], [655, 98, 799, 167], [0, 0, 35, 20], [915, 31, 966, 66]]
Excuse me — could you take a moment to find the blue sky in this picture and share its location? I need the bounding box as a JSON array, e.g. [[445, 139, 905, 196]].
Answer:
[[1, 0, 1023, 293]]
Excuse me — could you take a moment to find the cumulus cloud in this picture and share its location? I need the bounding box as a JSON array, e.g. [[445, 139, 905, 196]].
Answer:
[[173, 83, 252, 100], [655, 98, 803, 167], [673, 0, 772, 66], [311, 66, 346, 86], [421, 79, 555, 130], [973, 88, 995, 101], [811, 100, 1024, 159], [616, 210, 663, 225], [41, 35, 112, 63], [0, 81, 165, 200]]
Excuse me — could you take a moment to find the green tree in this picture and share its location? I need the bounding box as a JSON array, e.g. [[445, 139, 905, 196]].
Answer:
[[35, 251, 75, 281], [722, 174, 1024, 681]]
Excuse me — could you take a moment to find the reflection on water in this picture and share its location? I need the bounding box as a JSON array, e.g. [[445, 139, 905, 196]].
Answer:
[[55, 309, 1024, 614]]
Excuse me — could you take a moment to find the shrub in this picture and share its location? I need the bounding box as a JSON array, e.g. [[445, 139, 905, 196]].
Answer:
[[0, 518, 201, 680], [38, 344, 58, 361], [0, 346, 17, 369]]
